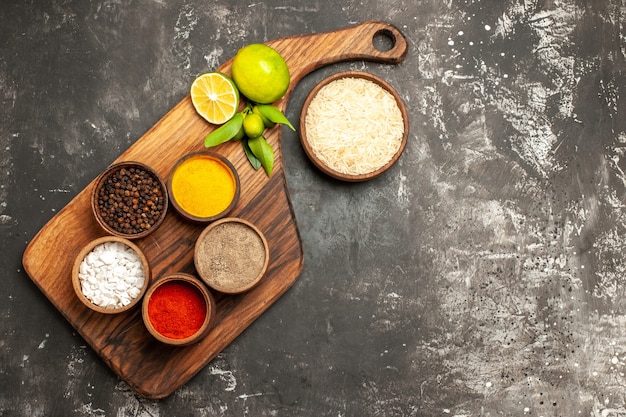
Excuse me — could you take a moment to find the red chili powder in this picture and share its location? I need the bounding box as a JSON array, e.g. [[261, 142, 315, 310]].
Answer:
[[148, 281, 207, 339]]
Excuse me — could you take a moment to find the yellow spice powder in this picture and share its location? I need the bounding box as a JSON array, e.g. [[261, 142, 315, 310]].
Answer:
[[171, 155, 236, 218]]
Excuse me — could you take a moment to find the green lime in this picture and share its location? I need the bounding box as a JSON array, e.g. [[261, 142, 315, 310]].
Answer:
[[243, 113, 265, 138], [231, 44, 290, 104]]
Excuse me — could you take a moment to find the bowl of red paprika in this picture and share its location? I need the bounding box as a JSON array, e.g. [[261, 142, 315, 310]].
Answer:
[[141, 273, 216, 346]]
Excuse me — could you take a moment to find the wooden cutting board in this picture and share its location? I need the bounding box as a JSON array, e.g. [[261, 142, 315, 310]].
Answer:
[[22, 21, 408, 399]]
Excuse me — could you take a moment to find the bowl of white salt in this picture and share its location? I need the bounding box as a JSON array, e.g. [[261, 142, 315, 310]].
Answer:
[[72, 236, 150, 314]]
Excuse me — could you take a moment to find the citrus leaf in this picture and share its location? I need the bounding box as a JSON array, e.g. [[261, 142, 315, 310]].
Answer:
[[242, 139, 262, 170], [256, 104, 295, 131], [252, 105, 276, 128], [204, 112, 244, 148], [248, 135, 274, 176]]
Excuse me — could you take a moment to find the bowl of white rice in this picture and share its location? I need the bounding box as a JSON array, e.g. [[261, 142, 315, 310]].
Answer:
[[72, 236, 150, 314], [299, 71, 408, 181]]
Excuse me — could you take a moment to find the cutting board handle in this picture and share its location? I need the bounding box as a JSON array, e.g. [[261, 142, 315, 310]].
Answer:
[[272, 21, 408, 92], [218, 21, 409, 108]]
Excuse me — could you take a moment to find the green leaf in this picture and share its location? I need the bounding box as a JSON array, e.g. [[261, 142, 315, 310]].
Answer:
[[256, 104, 295, 131], [203, 112, 244, 147], [247, 135, 274, 176], [242, 138, 262, 170]]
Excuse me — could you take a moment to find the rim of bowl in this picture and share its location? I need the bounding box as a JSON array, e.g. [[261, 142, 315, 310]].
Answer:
[[299, 70, 409, 182], [167, 151, 241, 223], [71, 236, 151, 314], [91, 161, 169, 239], [141, 273, 216, 346], [194, 217, 269, 294]]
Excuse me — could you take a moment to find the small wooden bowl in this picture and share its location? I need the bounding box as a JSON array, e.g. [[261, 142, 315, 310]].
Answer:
[[167, 151, 240, 223], [194, 217, 269, 294], [91, 161, 168, 239], [72, 236, 150, 314], [142, 273, 216, 346], [299, 71, 409, 182]]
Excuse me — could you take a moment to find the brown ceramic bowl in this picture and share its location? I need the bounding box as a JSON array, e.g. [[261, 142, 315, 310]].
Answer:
[[72, 236, 150, 314], [91, 161, 168, 239], [194, 217, 269, 294], [142, 273, 216, 346], [299, 71, 409, 182], [167, 151, 240, 223]]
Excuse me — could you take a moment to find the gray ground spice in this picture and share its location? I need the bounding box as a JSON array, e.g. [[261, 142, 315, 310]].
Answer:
[[196, 221, 267, 292]]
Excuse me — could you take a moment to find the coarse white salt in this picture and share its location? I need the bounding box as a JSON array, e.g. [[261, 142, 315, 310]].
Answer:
[[78, 241, 145, 310]]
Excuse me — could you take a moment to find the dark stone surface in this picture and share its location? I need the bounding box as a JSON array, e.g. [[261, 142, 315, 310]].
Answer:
[[2, 0, 626, 415]]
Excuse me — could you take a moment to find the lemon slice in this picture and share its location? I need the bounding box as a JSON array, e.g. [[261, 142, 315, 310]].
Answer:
[[190, 72, 239, 125]]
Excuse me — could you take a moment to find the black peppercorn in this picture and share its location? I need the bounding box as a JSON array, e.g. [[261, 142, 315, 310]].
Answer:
[[96, 165, 165, 235]]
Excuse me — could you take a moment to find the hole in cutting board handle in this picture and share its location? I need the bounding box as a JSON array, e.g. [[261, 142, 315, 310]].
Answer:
[[372, 29, 397, 53]]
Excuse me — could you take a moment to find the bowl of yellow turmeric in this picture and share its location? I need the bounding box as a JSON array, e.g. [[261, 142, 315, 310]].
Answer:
[[167, 151, 240, 223]]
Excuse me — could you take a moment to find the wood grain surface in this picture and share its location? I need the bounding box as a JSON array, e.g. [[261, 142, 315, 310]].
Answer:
[[21, 21, 408, 399]]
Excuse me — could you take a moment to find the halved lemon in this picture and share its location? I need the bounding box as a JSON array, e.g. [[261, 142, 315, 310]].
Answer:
[[190, 72, 239, 125]]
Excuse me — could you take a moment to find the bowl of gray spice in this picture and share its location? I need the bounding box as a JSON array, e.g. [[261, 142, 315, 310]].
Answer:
[[194, 217, 269, 294], [91, 161, 168, 239]]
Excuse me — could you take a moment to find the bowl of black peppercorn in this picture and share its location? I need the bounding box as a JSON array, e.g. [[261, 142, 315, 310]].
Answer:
[[91, 161, 168, 240]]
